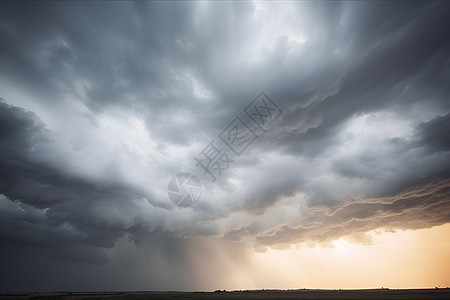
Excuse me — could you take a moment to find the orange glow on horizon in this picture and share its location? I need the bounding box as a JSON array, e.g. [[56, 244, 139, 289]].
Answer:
[[240, 223, 450, 290]]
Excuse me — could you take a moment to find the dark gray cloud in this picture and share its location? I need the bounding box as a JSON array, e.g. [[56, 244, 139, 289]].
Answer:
[[1, 0, 450, 292], [416, 113, 450, 153]]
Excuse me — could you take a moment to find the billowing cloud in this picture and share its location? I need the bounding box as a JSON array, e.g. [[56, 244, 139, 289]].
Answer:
[[253, 179, 450, 248]]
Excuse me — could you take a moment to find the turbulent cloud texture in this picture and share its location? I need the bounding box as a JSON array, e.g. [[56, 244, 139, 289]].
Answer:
[[1, 0, 450, 292]]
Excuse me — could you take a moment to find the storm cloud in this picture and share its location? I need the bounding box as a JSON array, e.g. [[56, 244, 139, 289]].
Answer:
[[1, 0, 450, 292]]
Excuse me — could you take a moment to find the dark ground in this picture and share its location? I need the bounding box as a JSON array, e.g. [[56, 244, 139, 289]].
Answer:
[[1, 289, 450, 300]]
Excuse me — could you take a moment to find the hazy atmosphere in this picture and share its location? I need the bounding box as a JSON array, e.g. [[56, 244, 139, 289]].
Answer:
[[1, 0, 450, 293]]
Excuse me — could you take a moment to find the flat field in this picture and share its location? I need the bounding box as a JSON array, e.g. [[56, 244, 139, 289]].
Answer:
[[1, 289, 450, 300]]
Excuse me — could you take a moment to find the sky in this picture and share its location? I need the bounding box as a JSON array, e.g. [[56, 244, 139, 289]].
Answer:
[[1, 0, 450, 293]]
